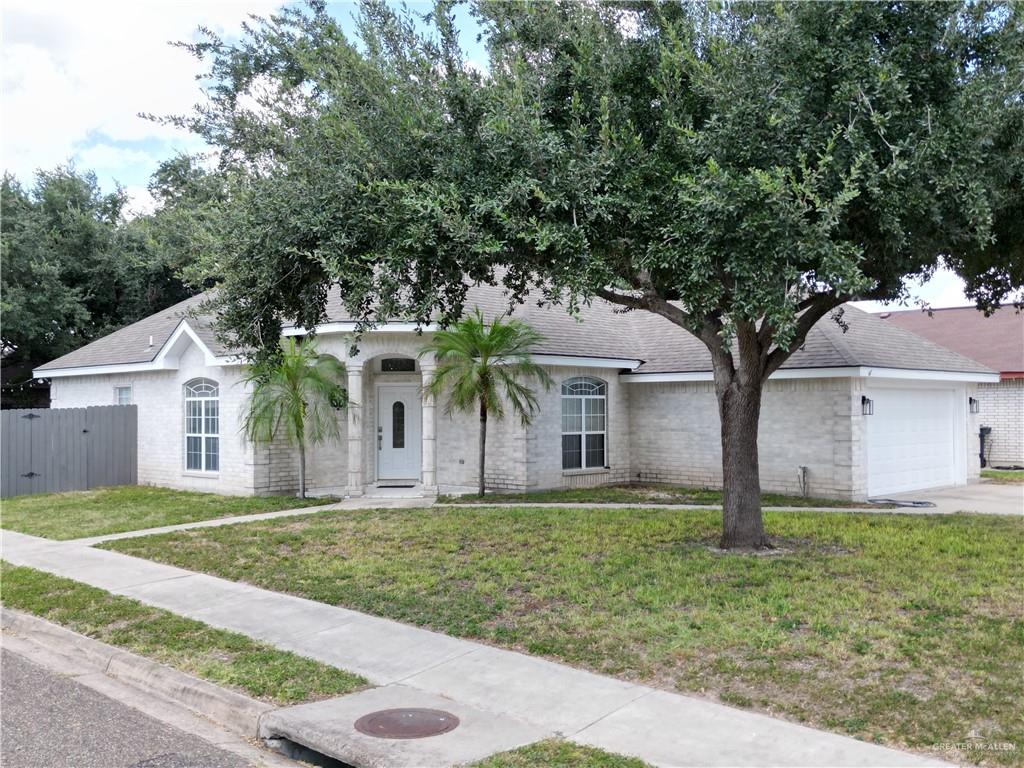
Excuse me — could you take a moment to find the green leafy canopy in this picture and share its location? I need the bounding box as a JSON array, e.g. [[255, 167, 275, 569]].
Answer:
[[0, 168, 194, 367], [175, 0, 1020, 383]]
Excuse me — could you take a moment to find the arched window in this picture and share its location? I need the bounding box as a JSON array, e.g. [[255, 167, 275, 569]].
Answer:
[[184, 378, 219, 472], [561, 376, 607, 470]]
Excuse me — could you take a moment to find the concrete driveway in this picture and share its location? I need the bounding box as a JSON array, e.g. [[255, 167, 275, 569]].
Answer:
[[888, 482, 1023, 516]]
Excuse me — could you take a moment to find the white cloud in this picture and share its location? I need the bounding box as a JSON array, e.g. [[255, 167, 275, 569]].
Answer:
[[121, 185, 157, 218], [1, 0, 281, 204], [851, 267, 971, 313], [74, 144, 154, 171]]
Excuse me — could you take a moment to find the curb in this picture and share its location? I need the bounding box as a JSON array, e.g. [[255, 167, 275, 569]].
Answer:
[[0, 607, 274, 739]]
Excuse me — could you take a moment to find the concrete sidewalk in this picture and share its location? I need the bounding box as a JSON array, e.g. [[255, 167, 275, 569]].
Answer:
[[72, 495, 431, 546], [70, 494, 1002, 550], [1, 528, 947, 768]]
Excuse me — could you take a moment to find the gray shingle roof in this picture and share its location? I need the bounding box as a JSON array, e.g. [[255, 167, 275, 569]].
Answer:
[[626, 303, 993, 375], [35, 294, 227, 371], [37, 283, 993, 376]]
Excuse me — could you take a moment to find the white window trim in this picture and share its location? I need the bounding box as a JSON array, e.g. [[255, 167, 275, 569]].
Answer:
[[561, 377, 608, 470], [184, 378, 220, 474], [113, 385, 132, 405]]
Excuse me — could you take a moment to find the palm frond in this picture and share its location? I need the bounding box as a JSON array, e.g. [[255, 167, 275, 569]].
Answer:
[[420, 306, 551, 423], [242, 336, 347, 448]]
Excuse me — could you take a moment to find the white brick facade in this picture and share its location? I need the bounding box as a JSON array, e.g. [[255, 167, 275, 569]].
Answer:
[[526, 366, 632, 490], [978, 379, 1024, 466], [50, 343, 257, 495], [628, 378, 859, 499], [47, 329, 987, 500]]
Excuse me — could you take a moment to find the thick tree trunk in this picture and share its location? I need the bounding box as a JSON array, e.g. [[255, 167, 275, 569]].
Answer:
[[298, 438, 307, 499], [716, 381, 769, 549], [595, 281, 845, 551], [478, 399, 488, 497]]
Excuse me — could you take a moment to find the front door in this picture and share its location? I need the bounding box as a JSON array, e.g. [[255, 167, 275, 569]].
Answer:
[[377, 385, 421, 481]]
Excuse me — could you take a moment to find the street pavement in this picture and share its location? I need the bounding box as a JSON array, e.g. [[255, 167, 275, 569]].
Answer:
[[0, 649, 250, 768]]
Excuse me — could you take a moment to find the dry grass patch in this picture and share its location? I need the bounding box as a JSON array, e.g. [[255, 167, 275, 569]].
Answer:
[[438, 483, 890, 508], [981, 469, 1024, 485], [472, 740, 650, 767]]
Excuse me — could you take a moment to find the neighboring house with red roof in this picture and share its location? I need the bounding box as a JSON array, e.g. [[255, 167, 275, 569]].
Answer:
[[879, 306, 1024, 467], [34, 285, 998, 501]]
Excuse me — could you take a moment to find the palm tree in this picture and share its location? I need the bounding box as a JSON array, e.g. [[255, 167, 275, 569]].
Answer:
[[421, 308, 552, 497], [242, 337, 347, 498]]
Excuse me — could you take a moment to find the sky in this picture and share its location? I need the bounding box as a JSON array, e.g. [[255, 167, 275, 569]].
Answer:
[[0, 0, 971, 311]]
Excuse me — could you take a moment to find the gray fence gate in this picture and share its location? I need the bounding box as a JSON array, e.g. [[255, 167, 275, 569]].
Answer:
[[1, 406, 137, 498]]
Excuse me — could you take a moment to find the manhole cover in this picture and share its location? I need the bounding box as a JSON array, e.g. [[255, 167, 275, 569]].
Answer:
[[353, 708, 460, 739]]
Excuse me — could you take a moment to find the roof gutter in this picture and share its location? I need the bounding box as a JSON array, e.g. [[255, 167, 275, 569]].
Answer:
[[282, 321, 439, 336], [531, 354, 643, 370], [621, 366, 1000, 384]]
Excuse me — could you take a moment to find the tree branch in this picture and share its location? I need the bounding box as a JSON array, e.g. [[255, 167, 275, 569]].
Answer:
[[762, 294, 847, 381], [597, 284, 734, 382], [595, 286, 693, 331], [595, 287, 648, 311]]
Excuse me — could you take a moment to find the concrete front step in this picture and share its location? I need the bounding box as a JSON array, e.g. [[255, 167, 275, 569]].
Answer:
[[360, 483, 433, 499]]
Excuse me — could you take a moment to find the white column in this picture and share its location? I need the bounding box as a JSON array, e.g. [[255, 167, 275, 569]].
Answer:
[[346, 363, 364, 496], [421, 358, 438, 493]]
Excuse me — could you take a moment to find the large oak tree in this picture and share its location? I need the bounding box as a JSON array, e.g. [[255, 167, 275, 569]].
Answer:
[[1, 168, 193, 370], [178, 0, 1022, 548]]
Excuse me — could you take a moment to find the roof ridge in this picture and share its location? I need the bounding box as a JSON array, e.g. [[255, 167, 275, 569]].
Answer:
[[876, 305, 976, 314]]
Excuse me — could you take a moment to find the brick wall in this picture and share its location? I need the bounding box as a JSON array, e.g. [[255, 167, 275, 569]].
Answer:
[[50, 344, 257, 495], [979, 379, 1024, 466], [435, 402, 527, 492], [627, 377, 858, 499]]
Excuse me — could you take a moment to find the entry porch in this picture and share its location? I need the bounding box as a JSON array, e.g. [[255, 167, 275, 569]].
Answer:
[[338, 349, 439, 498], [277, 331, 442, 499]]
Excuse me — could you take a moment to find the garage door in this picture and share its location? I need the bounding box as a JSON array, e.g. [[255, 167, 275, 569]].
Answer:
[[867, 387, 957, 497]]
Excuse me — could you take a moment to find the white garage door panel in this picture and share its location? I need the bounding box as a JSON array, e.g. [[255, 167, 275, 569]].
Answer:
[[867, 388, 957, 497]]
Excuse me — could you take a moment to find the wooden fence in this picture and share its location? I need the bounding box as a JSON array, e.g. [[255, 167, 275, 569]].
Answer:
[[1, 406, 137, 498]]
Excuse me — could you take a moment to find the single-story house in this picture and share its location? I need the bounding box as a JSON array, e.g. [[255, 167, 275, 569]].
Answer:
[[878, 305, 1024, 467], [35, 285, 997, 500]]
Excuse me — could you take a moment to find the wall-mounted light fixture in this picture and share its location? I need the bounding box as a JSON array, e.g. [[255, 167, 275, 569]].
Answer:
[[861, 396, 874, 416], [969, 397, 980, 414]]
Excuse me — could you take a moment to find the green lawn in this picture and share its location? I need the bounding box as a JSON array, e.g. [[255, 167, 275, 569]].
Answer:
[[982, 469, 1024, 485], [438, 484, 888, 508], [105, 506, 1024, 765], [0, 562, 366, 704], [0, 486, 335, 540], [473, 741, 649, 768]]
